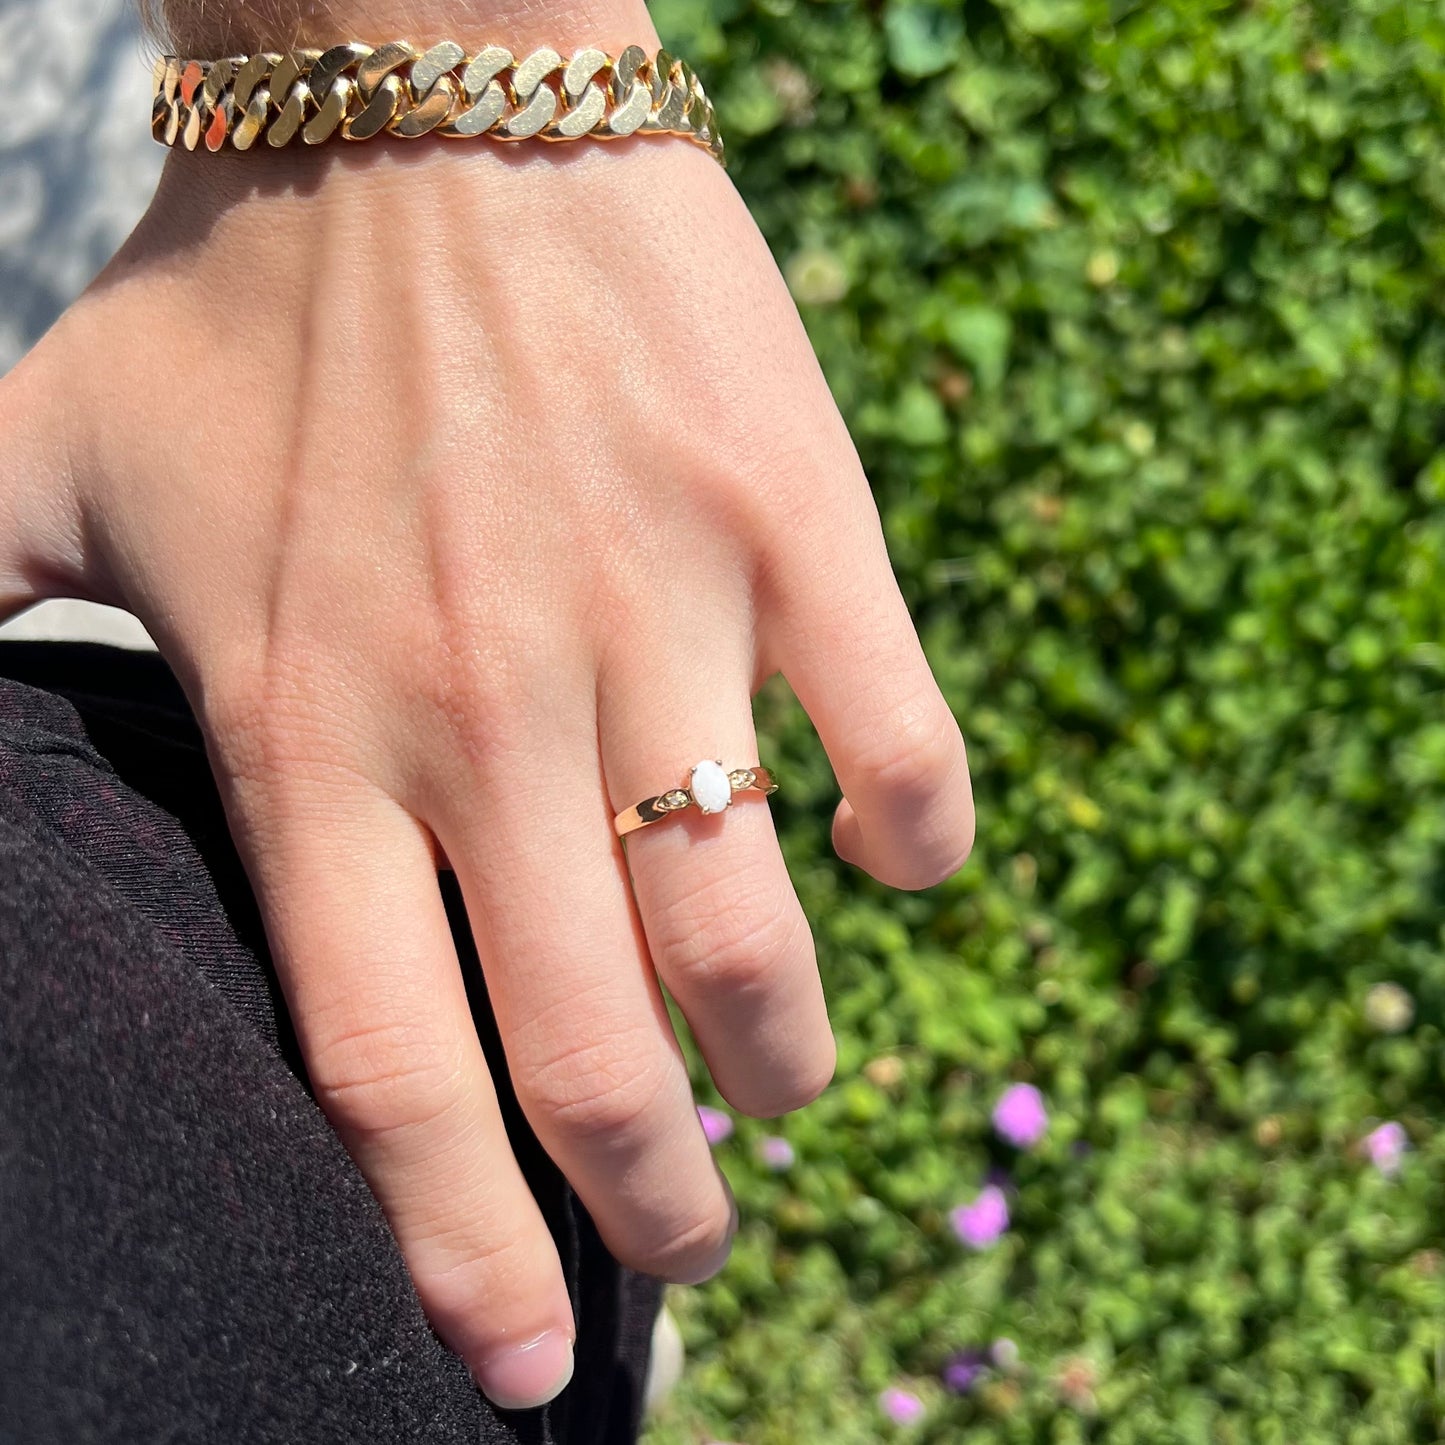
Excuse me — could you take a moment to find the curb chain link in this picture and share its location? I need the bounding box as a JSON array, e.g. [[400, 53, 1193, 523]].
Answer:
[[152, 42, 724, 164]]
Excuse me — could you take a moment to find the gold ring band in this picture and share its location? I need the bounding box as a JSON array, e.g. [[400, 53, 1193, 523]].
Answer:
[[614, 760, 778, 837]]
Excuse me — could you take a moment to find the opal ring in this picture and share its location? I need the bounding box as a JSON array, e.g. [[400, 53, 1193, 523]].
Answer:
[[614, 760, 779, 837]]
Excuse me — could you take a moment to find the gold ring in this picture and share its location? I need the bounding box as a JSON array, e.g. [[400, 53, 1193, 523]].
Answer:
[[614, 760, 778, 837]]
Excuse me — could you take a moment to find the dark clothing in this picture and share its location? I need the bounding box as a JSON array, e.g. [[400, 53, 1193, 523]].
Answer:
[[0, 641, 659, 1444]]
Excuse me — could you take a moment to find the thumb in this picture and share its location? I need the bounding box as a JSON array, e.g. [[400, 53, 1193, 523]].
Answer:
[[0, 321, 102, 622]]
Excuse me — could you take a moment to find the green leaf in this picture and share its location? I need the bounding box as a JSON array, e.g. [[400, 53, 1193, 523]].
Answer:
[[883, 2, 966, 79], [892, 382, 951, 445], [942, 305, 1013, 390]]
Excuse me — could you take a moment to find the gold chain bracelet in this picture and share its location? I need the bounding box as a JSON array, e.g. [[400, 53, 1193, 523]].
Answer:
[[151, 42, 724, 164]]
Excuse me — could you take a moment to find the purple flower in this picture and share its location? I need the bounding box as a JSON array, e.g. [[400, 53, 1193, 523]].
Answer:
[[942, 1349, 989, 1394], [878, 1387, 925, 1425], [698, 1105, 734, 1146], [757, 1135, 795, 1170], [1365, 1121, 1407, 1176], [950, 1185, 1010, 1249], [993, 1083, 1048, 1148]]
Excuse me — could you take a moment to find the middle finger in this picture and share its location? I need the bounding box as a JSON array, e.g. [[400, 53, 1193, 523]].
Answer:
[[424, 700, 736, 1286]]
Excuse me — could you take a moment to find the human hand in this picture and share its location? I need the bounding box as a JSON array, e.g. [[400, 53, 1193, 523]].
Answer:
[[0, 23, 973, 1411]]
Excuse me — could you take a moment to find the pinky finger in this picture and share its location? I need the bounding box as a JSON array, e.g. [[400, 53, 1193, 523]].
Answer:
[[770, 539, 974, 890]]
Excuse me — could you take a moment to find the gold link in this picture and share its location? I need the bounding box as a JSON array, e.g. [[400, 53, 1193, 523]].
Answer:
[[355, 40, 414, 98], [267, 50, 312, 106], [446, 85, 506, 136], [550, 47, 608, 139], [200, 57, 235, 110], [553, 83, 606, 138], [179, 59, 204, 106], [309, 43, 369, 101], [647, 49, 673, 108], [445, 46, 512, 136], [503, 48, 563, 139], [511, 46, 563, 97], [562, 47, 608, 102], [232, 87, 270, 149], [267, 82, 309, 146], [651, 57, 688, 132], [204, 92, 233, 150], [344, 72, 403, 139], [150, 42, 725, 165], [604, 48, 652, 138], [461, 46, 513, 100], [412, 41, 465, 96], [302, 75, 352, 143], [232, 53, 273, 111], [391, 74, 457, 136], [606, 85, 651, 136], [393, 43, 464, 136], [610, 45, 647, 98], [503, 86, 556, 138], [674, 57, 697, 128]]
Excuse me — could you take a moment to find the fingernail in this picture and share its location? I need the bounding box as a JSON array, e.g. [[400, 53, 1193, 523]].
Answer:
[[473, 1330, 575, 1411]]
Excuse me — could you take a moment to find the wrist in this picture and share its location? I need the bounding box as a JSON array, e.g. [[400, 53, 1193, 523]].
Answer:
[[149, 0, 660, 56], [0, 339, 90, 620]]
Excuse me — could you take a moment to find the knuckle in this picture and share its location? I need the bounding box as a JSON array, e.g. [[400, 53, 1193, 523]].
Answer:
[[203, 652, 366, 795], [308, 1014, 467, 1143], [411, 663, 519, 775], [407, 1218, 546, 1310], [407, 600, 575, 779], [203, 666, 293, 780], [518, 1031, 671, 1147], [631, 1204, 733, 1284], [858, 700, 964, 807], [650, 874, 812, 998]]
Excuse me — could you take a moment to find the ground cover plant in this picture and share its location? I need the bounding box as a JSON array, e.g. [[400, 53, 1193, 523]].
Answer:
[[642, 0, 1445, 1440]]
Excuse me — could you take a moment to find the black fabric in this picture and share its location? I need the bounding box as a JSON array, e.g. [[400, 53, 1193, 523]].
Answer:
[[0, 640, 661, 1445]]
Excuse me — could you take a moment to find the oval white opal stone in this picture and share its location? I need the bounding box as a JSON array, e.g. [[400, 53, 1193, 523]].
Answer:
[[690, 759, 732, 814]]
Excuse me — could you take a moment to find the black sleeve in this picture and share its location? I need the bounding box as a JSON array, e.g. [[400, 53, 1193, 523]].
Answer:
[[0, 640, 659, 1445]]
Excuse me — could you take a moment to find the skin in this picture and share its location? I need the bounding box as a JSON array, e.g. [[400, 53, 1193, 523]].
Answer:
[[0, 0, 974, 1412]]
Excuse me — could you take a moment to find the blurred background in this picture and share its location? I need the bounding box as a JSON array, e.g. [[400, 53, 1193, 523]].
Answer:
[[4, 0, 1445, 1441], [0, 0, 158, 647]]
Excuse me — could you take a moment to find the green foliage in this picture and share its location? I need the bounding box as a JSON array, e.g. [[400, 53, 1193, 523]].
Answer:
[[644, 0, 1445, 1439]]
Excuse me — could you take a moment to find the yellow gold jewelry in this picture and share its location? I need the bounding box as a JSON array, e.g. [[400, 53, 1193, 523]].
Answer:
[[614, 761, 779, 837], [150, 42, 724, 164]]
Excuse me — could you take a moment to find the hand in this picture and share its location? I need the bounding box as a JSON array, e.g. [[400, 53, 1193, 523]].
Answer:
[[0, 97, 973, 1407]]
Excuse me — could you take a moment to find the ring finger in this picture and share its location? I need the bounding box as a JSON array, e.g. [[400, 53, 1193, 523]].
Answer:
[[598, 631, 834, 1120]]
